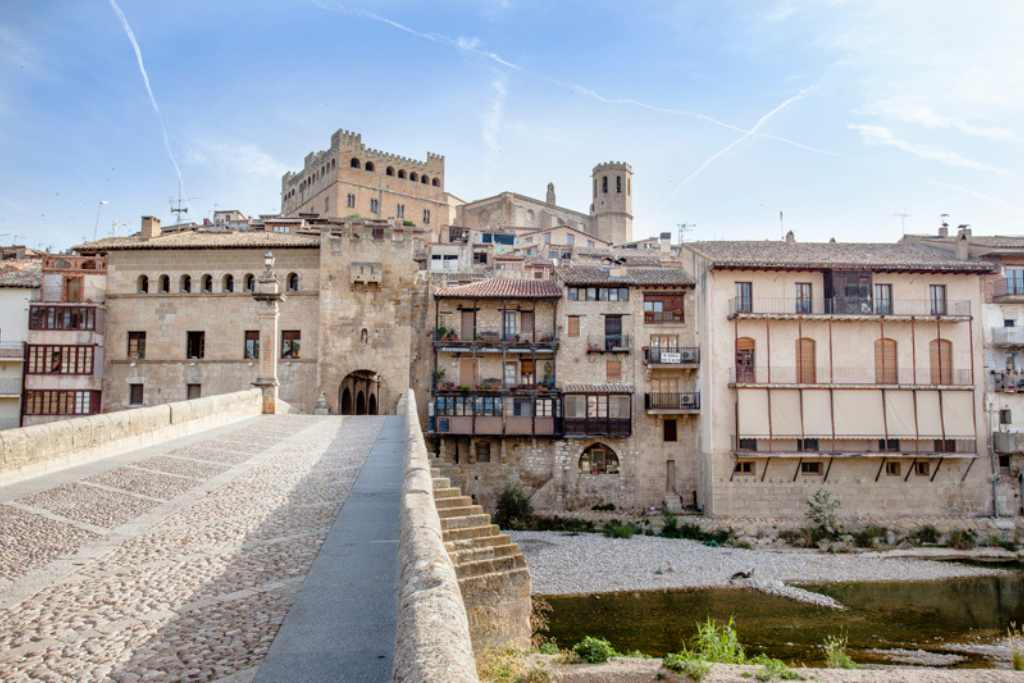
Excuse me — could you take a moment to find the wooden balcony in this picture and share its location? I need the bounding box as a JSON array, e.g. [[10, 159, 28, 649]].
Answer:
[[433, 328, 558, 354], [563, 417, 631, 437], [731, 366, 974, 388]]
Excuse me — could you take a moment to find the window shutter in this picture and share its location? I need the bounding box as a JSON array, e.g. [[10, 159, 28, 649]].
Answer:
[[796, 338, 816, 383], [874, 338, 898, 383]]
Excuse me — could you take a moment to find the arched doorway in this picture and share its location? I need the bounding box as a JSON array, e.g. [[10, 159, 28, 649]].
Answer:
[[338, 369, 382, 415]]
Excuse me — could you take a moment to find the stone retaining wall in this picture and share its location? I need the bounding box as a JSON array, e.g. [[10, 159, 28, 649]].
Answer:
[[393, 390, 479, 683], [0, 388, 264, 485]]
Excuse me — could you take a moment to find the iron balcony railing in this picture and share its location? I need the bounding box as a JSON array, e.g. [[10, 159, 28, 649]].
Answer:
[[732, 435, 977, 456], [644, 392, 701, 411], [992, 277, 1024, 299], [728, 296, 971, 317], [644, 346, 700, 365], [0, 341, 24, 360], [433, 327, 558, 349], [992, 327, 1024, 346], [586, 334, 631, 352], [993, 371, 1024, 393], [731, 366, 973, 386]]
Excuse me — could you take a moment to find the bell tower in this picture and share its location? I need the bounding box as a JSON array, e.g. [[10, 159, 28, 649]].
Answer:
[[591, 162, 633, 244]]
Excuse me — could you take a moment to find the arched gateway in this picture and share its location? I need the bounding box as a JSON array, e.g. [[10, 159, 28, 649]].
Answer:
[[338, 370, 381, 415]]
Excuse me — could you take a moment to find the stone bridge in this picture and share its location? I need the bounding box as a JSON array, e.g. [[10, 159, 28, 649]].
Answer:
[[0, 389, 529, 682]]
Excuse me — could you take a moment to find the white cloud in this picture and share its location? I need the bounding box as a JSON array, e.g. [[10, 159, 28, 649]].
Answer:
[[848, 123, 1014, 176], [861, 98, 1017, 142], [188, 141, 289, 179], [481, 78, 507, 155]]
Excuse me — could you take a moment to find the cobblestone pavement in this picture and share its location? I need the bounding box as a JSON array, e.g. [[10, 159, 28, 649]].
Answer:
[[0, 414, 383, 682]]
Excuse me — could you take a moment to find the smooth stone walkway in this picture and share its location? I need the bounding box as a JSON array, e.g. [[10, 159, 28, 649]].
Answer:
[[255, 415, 406, 683]]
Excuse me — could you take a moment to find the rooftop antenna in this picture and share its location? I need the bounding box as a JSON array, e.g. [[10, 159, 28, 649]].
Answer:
[[894, 211, 911, 235], [677, 223, 696, 243], [779, 211, 784, 239], [169, 190, 199, 226]]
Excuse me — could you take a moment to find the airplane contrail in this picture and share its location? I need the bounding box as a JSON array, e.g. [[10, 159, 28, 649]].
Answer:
[[674, 87, 813, 194], [108, 0, 183, 194]]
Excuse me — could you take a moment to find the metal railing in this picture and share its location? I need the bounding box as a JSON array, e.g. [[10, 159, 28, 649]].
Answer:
[[433, 327, 558, 348], [729, 297, 971, 317], [993, 371, 1024, 392], [732, 435, 977, 455], [645, 392, 700, 410], [586, 334, 631, 352], [731, 366, 973, 386], [992, 277, 1024, 299], [644, 346, 700, 365], [0, 341, 24, 360], [992, 327, 1024, 346]]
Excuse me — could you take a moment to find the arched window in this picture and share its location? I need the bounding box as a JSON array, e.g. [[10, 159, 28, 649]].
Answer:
[[350, 157, 361, 169], [398, 169, 407, 179], [365, 161, 375, 172], [386, 166, 395, 176], [421, 175, 429, 184], [874, 338, 898, 384], [579, 443, 619, 474], [287, 272, 299, 292], [158, 274, 170, 293], [201, 274, 213, 293], [331, 159, 336, 169], [223, 274, 234, 293], [410, 172, 419, 182], [735, 337, 755, 383], [137, 275, 149, 293], [796, 337, 816, 383], [244, 273, 256, 293], [930, 339, 952, 385], [432, 177, 440, 187], [180, 274, 192, 293], [360, 328, 368, 344], [602, 176, 608, 193]]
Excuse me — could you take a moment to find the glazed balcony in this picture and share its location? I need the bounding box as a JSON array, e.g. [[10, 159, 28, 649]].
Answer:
[[433, 327, 558, 353], [643, 346, 699, 368], [0, 342, 24, 362], [992, 327, 1024, 347], [728, 297, 971, 319], [730, 366, 973, 387], [586, 334, 631, 353], [644, 392, 700, 414], [562, 417, 631, 437], [992, 277, 1024, 301], [428, 391, 561, 437]]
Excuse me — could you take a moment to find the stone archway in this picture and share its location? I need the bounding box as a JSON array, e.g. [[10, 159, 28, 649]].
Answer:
[[338, 370, 381, 415]]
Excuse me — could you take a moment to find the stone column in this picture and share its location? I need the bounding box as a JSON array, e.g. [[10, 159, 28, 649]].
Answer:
[[253, 251, 285, 414]]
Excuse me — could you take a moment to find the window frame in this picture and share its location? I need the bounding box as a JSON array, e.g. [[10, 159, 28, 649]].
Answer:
[[281, 330, 302, 359]]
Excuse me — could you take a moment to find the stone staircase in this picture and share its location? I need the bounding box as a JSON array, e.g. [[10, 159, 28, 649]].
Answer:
[[431, 464, 532, 652]]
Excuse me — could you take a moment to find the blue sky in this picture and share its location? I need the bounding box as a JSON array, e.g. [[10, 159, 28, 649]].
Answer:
[[1, 1, 1021, 249]]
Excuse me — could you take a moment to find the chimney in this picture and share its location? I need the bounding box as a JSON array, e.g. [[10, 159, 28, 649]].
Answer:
[[956, 231, 969, 260], [659, 231, 671, 252], [938, 216, 950, 238], [785, 230, 795, 244], [957, 224, 972, 239], [140, 215, 161, 240]]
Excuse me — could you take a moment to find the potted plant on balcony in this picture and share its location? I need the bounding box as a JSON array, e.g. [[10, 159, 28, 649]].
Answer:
[[458, 384, 470, 393], [479, 377, 502, 392], [440, 381, 456, 392], [445, 329, 459, 342], [433, 368, 446, 384], [435, 325, 447, 340]]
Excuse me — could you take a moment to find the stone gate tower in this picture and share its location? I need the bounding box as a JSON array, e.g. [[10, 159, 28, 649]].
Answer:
[[591, 161, 633, 244]]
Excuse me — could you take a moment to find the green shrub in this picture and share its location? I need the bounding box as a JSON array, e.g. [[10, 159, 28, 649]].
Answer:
[[591, 502, 616, 511], [572, 636, 619, 664], [948, 528, 977, 550], [601, 520, 639, 539], [822, 633, 858, 669], [1008, 623, 1023, 671], [806, 489, 841, 540], [689, 617, 746, 664], [754, 657, 801, 681], [908, 525, 939, 545], [495, 485, 533, 530], [530, 515, 596, 533], [852, 526, 887, 548], [536, 641, 559, 655], [660, 515, 734, 545], [662, 653, 711, 681]]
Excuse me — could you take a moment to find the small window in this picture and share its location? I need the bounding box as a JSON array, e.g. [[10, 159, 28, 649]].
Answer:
[[734, 461, 754, 475], [797, 438, 820, 452], [601, 175, 608, 193], [914, 461, 931, 476], [432, 177, 440, 187], [129, 384, 144, 406], [201, 274, 213, 293], [347, 193, 356, 208], [999, 454, 1011, 469], [800, 461, 823, 475], [386, 166, 395, 176], [223, 274, 234, 292], [370, 198, 380, 214], [128, 331, 146, 360], [423, 209, 431, 224], [885, 462, 901, 476], [616, 175, 622, 193], [398, 169, 406, 179], [663, 419, 677, 442], [568, 315, 580, 337], [244, 330, 260, 359], [396, 204, 405, 219], [877, 438, 901, 452], [933, 439, 956, 453], [137, 275, 149, 293], [1005, 320, 1016, 328], [421, 174, 429, 184], [738, 438, 757, 451], [350, 157, 361, 169], [929, 284, 947, 315], [735, 282, 753, 313], [365, 161, 375, 172], [281, 330, 301, 359], [606, 359, 622, 382], [187, 383, 202, 400], [158, 274, 170, 293], [287, 272, 299, 292], [475, 441, 491, 463], [244, 273, 256, 292], [186, 331, 205, 359], [410, 172, 419, 182], [1000, 409, 1012, 425]]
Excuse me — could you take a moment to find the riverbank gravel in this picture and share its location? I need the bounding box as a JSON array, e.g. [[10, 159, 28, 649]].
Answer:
[[510, 530, 1008, 596]]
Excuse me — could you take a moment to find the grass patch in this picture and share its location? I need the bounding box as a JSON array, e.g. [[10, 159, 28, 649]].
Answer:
[[852, 525, 887, 548], [822, 633, 858, 669], [663, 653, 712, 681], [947, 528, 977, 550], [908, 524, 939, 545], [754, 658, 802, 681], [661, 514, 735, 546], [572, 636, 619, 664], [601, 520, 641, 539], [527, 515, 596, 533], [1009, 622, 1024, 672], [478, 648, 550, 683]]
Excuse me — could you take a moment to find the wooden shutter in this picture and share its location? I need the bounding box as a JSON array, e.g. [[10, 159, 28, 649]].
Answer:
[[736, 337, 755, 382], [568, 316, 580, 338], [796, 338, 816, 383], [606, 359, 622, 382], [930, 339, 952, 384], [459, 357, 478, 385], [874, 338, 898, 384]]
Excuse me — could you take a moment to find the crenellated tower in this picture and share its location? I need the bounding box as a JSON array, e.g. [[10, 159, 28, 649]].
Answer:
[[590, 161, 633, 244]]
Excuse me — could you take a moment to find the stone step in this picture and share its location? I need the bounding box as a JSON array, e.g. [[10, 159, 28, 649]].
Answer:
[[440, 513, 492, 531], [445, 533, 511, 554], [432, 477, 451, 489], [430, 467, 441, 477], [434, 495, 474, 509], [450, 542, 520, 565], [443, 524, 500, 542], [455, 553, 526, 580], [457, 566, 531, 591], [433, 487, 461, 499], [436, 505, 484, 519]]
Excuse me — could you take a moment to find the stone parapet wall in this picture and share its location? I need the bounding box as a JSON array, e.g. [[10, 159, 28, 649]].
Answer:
[[393, 390, 479, 683], [0, 388, 263, 485]]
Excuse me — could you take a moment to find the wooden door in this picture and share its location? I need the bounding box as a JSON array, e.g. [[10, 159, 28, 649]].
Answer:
[[736, 337, 755, 382], [930, 339, 952, 384], [459, 357, 478, 386], [460, 310, 475, 340]]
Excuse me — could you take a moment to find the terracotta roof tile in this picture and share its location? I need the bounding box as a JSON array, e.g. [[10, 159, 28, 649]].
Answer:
[[76, 230, 320, 251], [0, 260, 41, 288], [556, 266, 693, 286], [686, 240, 994, 273], [434, 277, 563, 299]]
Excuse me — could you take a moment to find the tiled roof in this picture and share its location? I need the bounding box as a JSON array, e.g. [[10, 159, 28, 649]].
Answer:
[[562, 383, 634, 393], [76, 230, 320, 251], [0, 260, 41, 288], [434, 277, 563, 299], [686, 240, 994, 273], [556, 266, 693, 286], [964, 236, 1024, 250]]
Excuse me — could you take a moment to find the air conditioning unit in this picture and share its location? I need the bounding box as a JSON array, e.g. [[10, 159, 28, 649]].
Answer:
[[680, 393, 697, 408], [680, 348, 699, 363]]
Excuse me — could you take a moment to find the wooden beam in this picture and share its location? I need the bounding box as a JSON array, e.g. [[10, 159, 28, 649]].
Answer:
[[875, 457, 886, 482], [960, 457, 976, 483], [930, 457, 944, 482], [792, 458, 802, 482], [904, 458, 916, 482], [823, 457, 834, 482]]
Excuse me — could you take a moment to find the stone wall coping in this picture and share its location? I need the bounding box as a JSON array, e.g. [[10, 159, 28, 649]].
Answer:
[[392, 389, 479, 683]]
